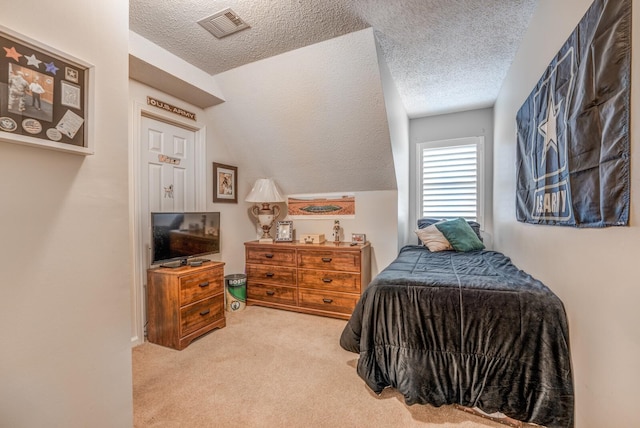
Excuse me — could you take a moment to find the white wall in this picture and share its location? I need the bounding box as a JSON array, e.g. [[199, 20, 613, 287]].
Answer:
[[0, 1, 132, 427], [129, 84, 399, 280], [409, 108, 494, 245], [376, 41, 410, 252], [129, 31, 225, 109], [206, 28, 397, 196], [203, 103, 255, 277], [494, 0, 640, 426], [205, 28, 401, 277], [129, 31, 225, 103], [129, 29, 400, 308]]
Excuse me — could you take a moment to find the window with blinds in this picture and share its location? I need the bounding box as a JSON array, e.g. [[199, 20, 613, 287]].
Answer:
[[418, 137, 483, 224]]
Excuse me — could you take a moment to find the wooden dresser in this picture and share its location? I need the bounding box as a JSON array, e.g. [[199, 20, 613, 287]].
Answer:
[[244, 241, 371, 320], [147, 262, 225, 350]]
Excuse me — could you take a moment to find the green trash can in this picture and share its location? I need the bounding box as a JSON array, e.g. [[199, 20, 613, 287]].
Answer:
[[224, 274, 246, 312]]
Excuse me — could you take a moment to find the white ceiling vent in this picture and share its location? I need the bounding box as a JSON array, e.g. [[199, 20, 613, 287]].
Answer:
[[198, 8, 250, 39]]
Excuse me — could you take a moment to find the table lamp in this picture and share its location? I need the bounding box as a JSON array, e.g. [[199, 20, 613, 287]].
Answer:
[[245, 178, 285, 243]]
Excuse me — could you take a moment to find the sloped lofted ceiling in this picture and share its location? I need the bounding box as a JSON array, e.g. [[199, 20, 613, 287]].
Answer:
[[130, 0, 538, 118], [129, 1, 538, 195]]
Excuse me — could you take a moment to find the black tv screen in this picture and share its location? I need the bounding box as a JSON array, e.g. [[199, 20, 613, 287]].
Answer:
[[150, 212, 220, 265]]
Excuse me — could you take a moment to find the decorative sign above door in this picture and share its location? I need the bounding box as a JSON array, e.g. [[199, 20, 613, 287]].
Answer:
[[146, 96, 196, 121]]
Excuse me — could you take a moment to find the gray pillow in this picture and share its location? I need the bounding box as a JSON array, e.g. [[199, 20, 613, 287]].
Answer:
[[417, 217, 483, 242]]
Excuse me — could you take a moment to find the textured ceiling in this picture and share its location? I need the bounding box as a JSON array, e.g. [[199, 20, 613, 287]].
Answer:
[[130, 0, 538, 118]]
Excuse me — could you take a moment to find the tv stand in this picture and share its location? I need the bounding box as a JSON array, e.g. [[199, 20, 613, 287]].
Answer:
[[147, 261, 226, 350]]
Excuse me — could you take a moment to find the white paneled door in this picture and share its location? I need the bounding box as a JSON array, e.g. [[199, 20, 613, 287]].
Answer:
[[141, 116, 196, 219]]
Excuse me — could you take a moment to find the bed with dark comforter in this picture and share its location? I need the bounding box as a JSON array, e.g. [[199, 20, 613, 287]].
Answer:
[[340, 245, 574, 427]]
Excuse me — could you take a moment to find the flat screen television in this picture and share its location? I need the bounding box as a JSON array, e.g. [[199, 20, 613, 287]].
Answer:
[[150, 212, 220, 267]]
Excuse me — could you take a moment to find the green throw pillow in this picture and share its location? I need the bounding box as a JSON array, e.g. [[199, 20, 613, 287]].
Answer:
[[434, 218, 485, 252]]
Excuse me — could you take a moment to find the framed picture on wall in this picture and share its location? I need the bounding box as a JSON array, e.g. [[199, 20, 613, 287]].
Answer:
[[212, 162, 238, 203], [0, 25, 94, 155]]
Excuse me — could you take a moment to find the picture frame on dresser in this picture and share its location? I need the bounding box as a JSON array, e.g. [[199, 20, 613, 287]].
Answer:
[[0, 25, 94, 155], [351, 233, 366, 244], [212, 162, 237, 203], [275, 220, 293, 242]]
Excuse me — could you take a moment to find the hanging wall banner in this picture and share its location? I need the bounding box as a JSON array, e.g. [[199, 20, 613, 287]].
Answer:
[[515, 0, 631, 227]]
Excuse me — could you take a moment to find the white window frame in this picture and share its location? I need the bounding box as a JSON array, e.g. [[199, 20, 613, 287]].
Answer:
[[416, 136, 485, 228]]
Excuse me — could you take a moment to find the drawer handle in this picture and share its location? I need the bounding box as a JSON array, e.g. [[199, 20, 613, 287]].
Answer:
[[265, 254, 274, 258], [200, 309, 210, 316], [266, 290, 275, 296], [265, 272, 275, 277], [322, 257, 332, 263], [322, 278, 333, 283], [198, 281, 210, 288], [322, 298, 333, 304]]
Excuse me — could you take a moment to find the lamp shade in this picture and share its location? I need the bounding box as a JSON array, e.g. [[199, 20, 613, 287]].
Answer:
[[245, 178, 285, 203]]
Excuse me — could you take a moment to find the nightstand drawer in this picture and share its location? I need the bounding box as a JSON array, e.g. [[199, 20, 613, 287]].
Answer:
[[298, 289, 359, 315], [246, 247, 296, 266], [298, 269, 360, 293], [247, 283, 297, 305], [297, 250, 360, 272], [246, 264, 296, 286], [179, 268, 223, 305], [180, 295, 224, 336]]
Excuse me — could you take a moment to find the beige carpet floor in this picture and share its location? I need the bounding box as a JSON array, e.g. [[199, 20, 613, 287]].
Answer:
[[132, 305, 525, 427]]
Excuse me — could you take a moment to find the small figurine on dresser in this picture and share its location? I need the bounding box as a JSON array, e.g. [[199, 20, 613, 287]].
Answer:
[[333, 220, 341, 243]]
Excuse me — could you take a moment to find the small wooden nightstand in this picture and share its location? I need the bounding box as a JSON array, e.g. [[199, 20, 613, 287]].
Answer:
[[147, 262, 225, 350], [244, 241, 371, 320]]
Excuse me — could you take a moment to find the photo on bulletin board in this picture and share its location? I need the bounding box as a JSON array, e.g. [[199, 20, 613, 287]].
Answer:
[[0, 25, 94, 155]]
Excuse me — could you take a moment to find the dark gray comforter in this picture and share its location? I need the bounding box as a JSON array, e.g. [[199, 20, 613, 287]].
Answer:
[[340, 245, 574, 427]]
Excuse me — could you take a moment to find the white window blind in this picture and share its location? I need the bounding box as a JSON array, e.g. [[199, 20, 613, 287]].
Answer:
[[418, 138, 482, 223]]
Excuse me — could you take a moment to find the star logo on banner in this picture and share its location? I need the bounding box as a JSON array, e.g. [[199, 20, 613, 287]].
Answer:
[[25, 53, 42, 68], [3, 46, 22, 62], [45, 61, 59, 75], [537, 90, 562, 169]]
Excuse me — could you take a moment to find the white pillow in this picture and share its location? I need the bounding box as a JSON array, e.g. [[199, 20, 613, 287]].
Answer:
[[415, 225, 453, 252]]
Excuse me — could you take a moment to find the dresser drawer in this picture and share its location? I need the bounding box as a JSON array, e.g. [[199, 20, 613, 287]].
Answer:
[[180, 295, 224, 336], [246, 246, 296, 266], [247, 283, 297, 305], [298, 269, 360, 293], [244, 241, 370, 320], [246, 264, 296, 286], [298, 289, 359, 315], [179, 268, 223, 305], [297, 250, 361, 272]]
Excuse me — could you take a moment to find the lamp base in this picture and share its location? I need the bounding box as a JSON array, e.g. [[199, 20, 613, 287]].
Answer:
[[251, 203, 281, 244]]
